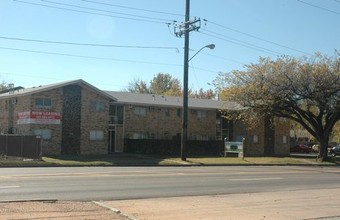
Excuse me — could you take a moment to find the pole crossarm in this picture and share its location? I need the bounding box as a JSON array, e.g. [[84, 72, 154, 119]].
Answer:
[[174, 18, 201, 38]]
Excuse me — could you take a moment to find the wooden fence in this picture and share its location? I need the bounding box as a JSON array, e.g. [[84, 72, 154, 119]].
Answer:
[[0, 135, 42, 159]]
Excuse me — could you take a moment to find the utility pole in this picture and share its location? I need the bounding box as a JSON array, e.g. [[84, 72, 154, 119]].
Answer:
[[174, 0, 201, 161]]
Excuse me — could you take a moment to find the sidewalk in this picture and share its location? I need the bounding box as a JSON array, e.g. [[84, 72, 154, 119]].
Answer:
[[1, 188, 340, 220], [102, 188, 340, 220], [0, 201, 128, 220]]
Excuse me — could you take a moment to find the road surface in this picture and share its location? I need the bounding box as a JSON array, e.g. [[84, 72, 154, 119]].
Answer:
[[1, 166, 339, 202]]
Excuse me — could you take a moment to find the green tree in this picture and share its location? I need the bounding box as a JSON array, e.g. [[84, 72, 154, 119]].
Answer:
[[126, 73, 215, 99], [126, 78, 150, 94], [214, 53, 340, 161], [190, 88, 215, 99], [150, 73, 182, 96]]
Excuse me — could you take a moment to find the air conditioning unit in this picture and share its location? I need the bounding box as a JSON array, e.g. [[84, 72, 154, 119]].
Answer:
[[11, 98, 17, 104]]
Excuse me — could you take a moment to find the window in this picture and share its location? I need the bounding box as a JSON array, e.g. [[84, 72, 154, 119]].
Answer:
[[91, 101, 105, 112], [109, 105, 124, 124], [191, 133, 209, 140], [34, 129, 51, 140], [253, 135, 259, 144], [197, 110, 208, 118], [164, 108, 170, 116], [89, 130, 104, 140], [134, 106, 147, 116], [35, 98, 52, 108], [282, 136, 287, 144], [177, 109, 181, 117], [132, 132, 148, 139]]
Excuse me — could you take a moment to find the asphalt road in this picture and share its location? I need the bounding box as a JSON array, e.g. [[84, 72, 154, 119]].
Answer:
[[1, 166, 339, 202]]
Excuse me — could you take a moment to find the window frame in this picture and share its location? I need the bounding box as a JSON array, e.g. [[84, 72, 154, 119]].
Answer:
[[35, 98, 52, 109], [89, 130, 104, 141], [34, 129, 52, 140], [134, 106, 147, 116]]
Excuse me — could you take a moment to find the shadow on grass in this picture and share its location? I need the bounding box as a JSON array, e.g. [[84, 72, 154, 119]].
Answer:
[[43, 153, 176, 166]]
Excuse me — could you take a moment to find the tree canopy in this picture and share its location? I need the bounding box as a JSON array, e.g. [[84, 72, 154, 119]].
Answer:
[[214, 53, 340, 161], [127, 72, 215, 99]]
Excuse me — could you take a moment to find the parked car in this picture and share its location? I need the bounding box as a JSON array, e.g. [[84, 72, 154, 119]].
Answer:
[[311, 144, 319, 153], [290, 144, 313, 153], [328, 145, 340, 157]]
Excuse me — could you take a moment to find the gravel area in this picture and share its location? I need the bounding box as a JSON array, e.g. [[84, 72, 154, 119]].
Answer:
[[0, 201, 129, 220]]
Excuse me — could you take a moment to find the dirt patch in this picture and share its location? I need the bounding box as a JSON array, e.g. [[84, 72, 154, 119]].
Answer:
[[0, 200, 129, 220]]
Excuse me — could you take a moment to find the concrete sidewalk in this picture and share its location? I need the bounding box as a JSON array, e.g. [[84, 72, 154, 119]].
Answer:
[[102, 188, 340, 220], [0, 201, 129, 220], [1, 188, 340, 220]]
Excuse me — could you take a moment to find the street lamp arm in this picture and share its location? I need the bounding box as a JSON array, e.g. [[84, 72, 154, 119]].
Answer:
[[188, 44, 215, 62]]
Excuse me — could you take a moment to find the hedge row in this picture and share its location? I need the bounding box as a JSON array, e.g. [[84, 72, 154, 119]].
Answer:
[[124, 139, 224, 156]]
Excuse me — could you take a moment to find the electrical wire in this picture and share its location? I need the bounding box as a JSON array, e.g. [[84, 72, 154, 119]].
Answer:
[[0, 46, 218, 74], [40, 0, 176, 23], [200, 52, 246, 65], [0, 46, 183, 66], [204, 19, 311, 55], [0, 70, 126, 89], [82, 0, 184, 17], [199, 31, 281, 56], [204, 29, 283, 55], [13, 0, 169, 24], [0, 36, 180, 50], [297, 0, 340, 15]]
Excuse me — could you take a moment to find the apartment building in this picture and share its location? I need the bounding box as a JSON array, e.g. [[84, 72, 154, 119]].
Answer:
[[0, 79, 290, 156]]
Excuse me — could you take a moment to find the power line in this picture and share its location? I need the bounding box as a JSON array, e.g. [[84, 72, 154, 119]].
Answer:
[[82, 0, 184, 17], [200, 52, 246, 65], [0, 46, 182, 66], [204, 29, 283, 55], [0, 70, 126, 89], [40, 0, 176, 23], [0, 36, 180, 50], [0, 46, 217, 74], [13, 0, 169, 24], [204, 19, 311, 55], [199, 31, 281, 56], [297, 0, 340, 15]]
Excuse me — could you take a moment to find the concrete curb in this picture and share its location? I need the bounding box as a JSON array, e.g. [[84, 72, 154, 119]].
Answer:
[[92, 200, 138, 220]]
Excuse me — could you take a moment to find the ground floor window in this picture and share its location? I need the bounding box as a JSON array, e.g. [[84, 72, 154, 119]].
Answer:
[[34, 129, 51, 140], [89, 130, 104, 140]]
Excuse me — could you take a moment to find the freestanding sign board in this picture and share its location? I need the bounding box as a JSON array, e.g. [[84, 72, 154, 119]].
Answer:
[[224, 138, 245, 159]]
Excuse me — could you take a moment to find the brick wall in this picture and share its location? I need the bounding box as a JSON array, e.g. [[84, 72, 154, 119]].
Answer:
[[123, 105, 217, 140], [80, 88, 110, 154]]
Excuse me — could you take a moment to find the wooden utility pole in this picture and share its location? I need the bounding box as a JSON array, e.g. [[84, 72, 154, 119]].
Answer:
[[174, 0, 201, 161]]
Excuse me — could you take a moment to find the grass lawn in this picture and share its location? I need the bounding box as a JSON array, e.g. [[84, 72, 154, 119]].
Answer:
[[0, 153, 337, 166]]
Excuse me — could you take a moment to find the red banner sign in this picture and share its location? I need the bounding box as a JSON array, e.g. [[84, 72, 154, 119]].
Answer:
[[18, 111, 61, 125]]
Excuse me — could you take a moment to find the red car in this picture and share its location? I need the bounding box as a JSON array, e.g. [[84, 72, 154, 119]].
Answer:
[[290, 144, 313, 153]]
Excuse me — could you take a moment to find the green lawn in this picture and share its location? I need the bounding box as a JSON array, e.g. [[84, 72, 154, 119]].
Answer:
[[0, 154, 337, 167]]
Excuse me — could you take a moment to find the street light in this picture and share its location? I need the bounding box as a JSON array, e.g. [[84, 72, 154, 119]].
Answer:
[[188, 44, 215, 62], [181, 43, 215, 161]]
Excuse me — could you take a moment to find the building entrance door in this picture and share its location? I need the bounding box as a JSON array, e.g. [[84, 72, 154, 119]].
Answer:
[[109, 125, 124, 153], [109, 130, 115, 153]]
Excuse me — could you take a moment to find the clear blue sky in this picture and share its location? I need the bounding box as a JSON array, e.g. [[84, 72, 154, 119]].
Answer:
[[0, 0, 339, 92]]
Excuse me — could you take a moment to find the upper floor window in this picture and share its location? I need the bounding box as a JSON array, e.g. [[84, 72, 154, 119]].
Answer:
[[164, 108, 170, 117], [177, 109, 182, 117], [134, 106, 147, 116], [35, 98, 52, 108], [109, 104, 124, 124], [197, 110, 208, 119], [91, 101, 105, 112]]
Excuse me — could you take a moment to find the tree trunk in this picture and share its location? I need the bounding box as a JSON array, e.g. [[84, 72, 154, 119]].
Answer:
[[318, 138, 330, 162]]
